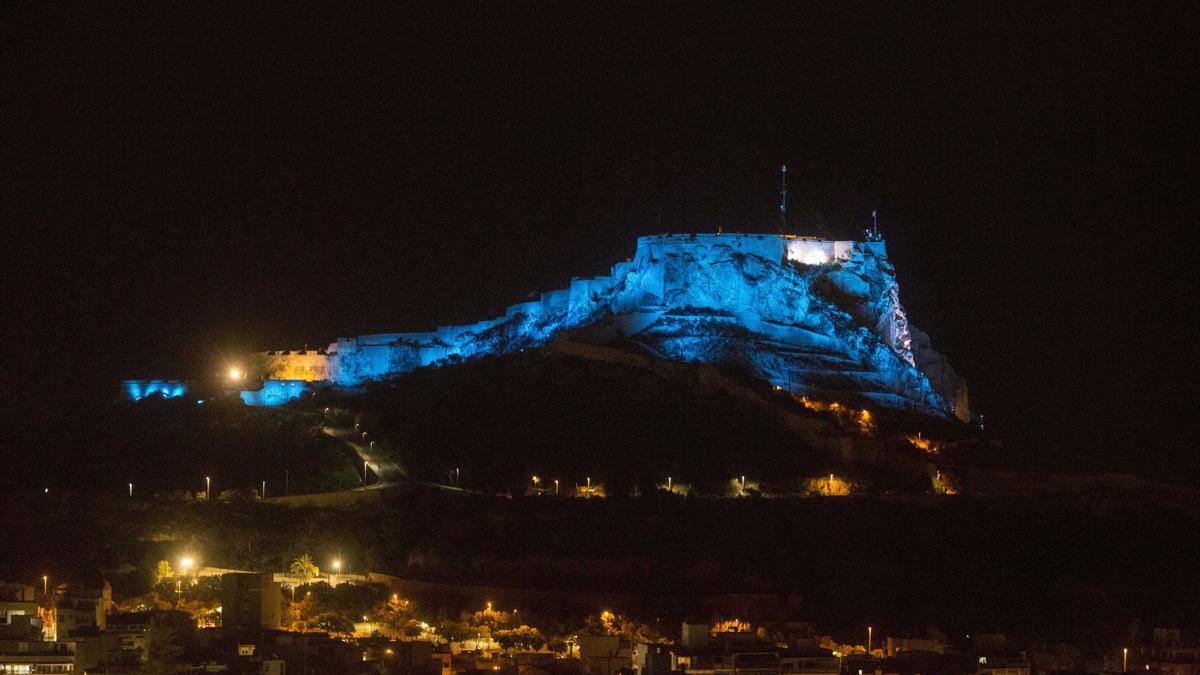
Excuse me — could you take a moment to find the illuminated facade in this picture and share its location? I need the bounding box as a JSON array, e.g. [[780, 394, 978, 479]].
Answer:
[[120, 380, 186, 401], [237, 233, 965, 417]]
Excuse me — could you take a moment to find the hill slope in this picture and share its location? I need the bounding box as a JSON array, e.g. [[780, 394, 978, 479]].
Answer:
[[322, 341, 957, 496]]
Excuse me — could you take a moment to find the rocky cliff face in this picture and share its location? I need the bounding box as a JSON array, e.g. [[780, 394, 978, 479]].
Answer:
[[604, 235, 950, 415], [278, 234, 964, 418]]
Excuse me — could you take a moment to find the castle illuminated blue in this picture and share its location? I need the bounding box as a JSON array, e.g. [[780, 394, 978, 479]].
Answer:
[[237, 233, 968, 418]]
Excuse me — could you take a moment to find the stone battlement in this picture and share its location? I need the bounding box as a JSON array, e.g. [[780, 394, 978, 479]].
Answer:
[[231, 232, 961, 418], [250, 234, 882, 387]]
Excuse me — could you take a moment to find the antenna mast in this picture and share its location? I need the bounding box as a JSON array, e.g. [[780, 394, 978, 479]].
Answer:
[[865, 209, 883, 241], [778, 164, 789, 232]]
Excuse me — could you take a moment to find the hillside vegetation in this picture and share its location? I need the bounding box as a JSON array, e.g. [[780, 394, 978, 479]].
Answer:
[[329, 343, 952, 496], [91, 396, 362, 497]]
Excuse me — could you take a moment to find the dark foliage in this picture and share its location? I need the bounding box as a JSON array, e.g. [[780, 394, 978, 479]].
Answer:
[[85, 395, 360, 496], [349, 349, 835, 495]]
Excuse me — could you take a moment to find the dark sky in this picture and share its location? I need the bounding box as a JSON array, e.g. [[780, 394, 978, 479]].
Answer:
[[3, 4, 1196, 480]]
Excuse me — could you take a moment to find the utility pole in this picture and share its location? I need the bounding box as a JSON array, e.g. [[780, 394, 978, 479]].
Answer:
[[779, 164, 789, 232], [866, 209, 882, 241]]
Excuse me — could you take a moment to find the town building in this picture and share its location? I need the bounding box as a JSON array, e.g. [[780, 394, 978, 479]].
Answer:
[[0, 581, 42, 642], [220, 573, 283, 633], [976, 654, 1031, 675], [0, 639, 76, 673], [49, 582, 112, 639], [578, 635, 633, 675], [1135, 628, 1200, 675], [884, 636, 946, 657], [638, 624, 838, 675]]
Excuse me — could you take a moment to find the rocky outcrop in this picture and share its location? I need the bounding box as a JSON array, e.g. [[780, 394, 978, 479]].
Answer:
[[262, 233, 964, 418]]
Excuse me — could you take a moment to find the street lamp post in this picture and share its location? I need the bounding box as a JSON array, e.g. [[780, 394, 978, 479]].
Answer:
[[261, 480, 266, 499], [205, 476, 211, 500], [868, 626, 872, 655], [1123, 647, 1128, 672], [42, 575, 47, 597], [364, 461, 370, 484], [128, 482, 133, 498]]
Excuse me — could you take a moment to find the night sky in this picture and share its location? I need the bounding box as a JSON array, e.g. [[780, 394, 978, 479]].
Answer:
[[3, 4, 1196, 481]]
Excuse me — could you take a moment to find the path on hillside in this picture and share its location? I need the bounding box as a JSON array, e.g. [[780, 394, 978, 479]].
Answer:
[[321, 425, 405, 488], [251, 409, 483, 502]]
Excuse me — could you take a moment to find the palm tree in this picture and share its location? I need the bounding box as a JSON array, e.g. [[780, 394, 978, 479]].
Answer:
[[289, 553, 319, 581]]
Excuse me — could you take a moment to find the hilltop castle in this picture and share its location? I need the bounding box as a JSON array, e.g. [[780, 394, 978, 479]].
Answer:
[[236, 233, 969, 420]]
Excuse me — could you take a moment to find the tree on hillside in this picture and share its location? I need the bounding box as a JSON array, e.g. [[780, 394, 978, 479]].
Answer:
[[153, 560, 175, 586], [289, 553, 319, 581], [142, 613, 192, 674], [309, 612, 354, 636], [495, 625, 546, 651]]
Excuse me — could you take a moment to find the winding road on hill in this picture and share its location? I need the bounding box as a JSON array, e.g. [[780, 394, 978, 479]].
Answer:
[[321, 424, 405, 488]]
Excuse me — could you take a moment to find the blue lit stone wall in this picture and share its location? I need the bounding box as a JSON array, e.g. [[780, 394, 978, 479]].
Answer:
[[246, 233, 962, 417], [238, 379, 309, 406], [120, 379, 188, 401]]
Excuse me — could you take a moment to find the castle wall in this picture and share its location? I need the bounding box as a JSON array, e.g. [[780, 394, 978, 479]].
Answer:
[[636, 233, 788, 267], [239, 380, 309, 406], [120, 379, 187, 401], [256, 350, 333, 382], [307, 234, 868, 388], [255, 234, 925, 400], [784, 238, 862, 265]]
